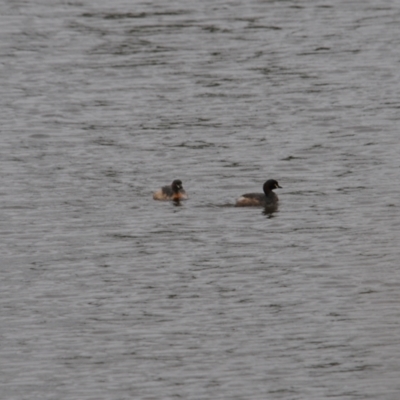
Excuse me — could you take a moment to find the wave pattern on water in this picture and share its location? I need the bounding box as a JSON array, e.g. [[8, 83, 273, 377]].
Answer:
[[1, 0, 400, 399]]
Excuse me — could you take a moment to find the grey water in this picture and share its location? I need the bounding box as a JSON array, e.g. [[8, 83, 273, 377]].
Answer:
[[1, 0, 400, 399]]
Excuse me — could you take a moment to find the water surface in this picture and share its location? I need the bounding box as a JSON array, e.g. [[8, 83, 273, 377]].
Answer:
[[1, 0, 400, 399]]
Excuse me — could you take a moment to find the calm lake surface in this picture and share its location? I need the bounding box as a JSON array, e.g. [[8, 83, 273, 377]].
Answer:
[[1, 0, 400, 399]]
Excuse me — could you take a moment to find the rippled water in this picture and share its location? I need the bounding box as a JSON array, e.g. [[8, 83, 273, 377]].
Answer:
[[1, 0, 400, 399]]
